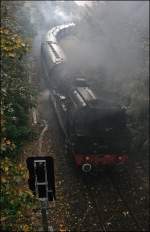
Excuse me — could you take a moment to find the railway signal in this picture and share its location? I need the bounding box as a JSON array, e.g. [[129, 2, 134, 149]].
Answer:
[[26, 156, 55, 231], [26, 156, 55, 201]]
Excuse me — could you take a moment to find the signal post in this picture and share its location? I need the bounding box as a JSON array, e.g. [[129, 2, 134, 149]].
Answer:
[[26, 156, 55, 231]]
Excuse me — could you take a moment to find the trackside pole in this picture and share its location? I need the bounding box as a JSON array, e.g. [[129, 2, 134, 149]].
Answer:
[[41, 199, 49, 232]]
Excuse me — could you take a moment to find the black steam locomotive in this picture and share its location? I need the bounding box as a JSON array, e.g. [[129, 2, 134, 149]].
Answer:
[[41, 23, 130, 172]]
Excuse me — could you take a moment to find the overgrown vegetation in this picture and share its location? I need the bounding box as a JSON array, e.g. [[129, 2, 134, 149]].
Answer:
[[1, 2, 37, 231], [1, 1, 36, 157], [1, 158, 38, 231]]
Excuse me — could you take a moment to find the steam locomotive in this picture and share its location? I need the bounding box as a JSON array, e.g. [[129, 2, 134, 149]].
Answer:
[[41, 23, 130, 172]]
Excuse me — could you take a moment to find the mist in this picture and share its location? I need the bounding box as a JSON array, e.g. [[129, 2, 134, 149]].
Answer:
[[22, 1, 149, 152], [23, 1, 148, 91], [58, 2, 149, 80]]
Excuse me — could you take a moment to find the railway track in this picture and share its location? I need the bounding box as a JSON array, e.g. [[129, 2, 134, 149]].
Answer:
[[48, 103, 106, 231], [137, 160, 149, 176], [78, 174, 110, 232], [107, 167, 149, 231], [126, 161, 149, 193], [107, 172, 143, 231], [80, 170, 139, 232]]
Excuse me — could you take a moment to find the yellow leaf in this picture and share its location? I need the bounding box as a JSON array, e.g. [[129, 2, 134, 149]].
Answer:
[[23, 224, 30, 232], [1, 176, 7, 183], [8, 53, 15, 58], [5, 140, 11, 145], [24, 190, 33, 197], [4, 166, 9, 172], [21, 43, 26, 47]]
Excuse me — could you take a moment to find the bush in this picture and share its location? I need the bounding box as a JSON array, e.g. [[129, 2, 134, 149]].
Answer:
[[1, 158, 38, 231]]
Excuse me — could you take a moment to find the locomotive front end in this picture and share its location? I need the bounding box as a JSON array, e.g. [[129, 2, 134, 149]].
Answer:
[[70, 105, 130, 172]]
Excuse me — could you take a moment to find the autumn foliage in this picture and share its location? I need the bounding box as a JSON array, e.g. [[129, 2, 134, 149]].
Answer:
[[1, 2, 37, 231], [1, 158, 38, 231], [1, 2, 34, 157]]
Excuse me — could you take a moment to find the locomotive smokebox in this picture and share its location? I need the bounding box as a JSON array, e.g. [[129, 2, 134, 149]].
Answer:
[[82, 163, 92, 172]]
